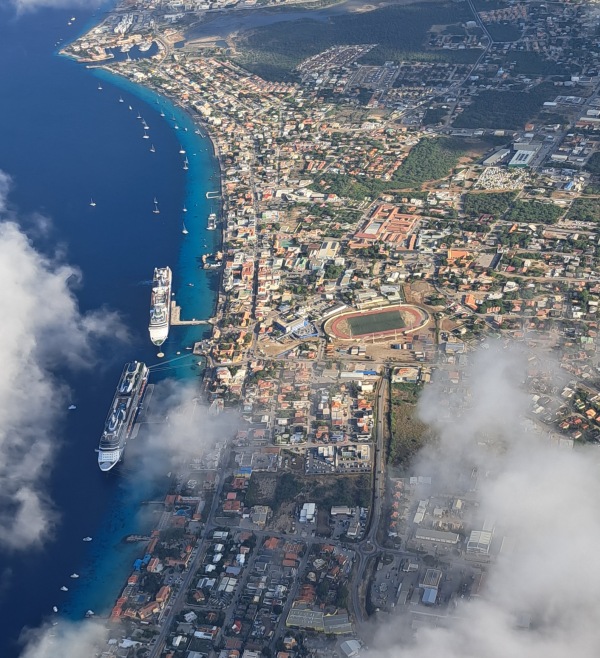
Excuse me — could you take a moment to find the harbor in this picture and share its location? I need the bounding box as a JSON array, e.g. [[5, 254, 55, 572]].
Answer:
[[170, 300, 211, 326]]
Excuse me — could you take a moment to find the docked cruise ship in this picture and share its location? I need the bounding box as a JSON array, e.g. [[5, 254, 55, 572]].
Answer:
[[97, 361, 149, 472], [149, 266, 172, 346]]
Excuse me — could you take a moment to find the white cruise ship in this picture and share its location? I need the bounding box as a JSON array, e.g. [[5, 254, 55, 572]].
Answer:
[[97, 361, 149, 472], [149, 266, 172, 346]]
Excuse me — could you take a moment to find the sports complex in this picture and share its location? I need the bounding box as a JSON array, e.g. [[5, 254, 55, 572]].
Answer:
[[324, 304, 430, 341]]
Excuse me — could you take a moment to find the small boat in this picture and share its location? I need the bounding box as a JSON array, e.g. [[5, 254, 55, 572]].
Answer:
[[60, 586, 68, 592], [153, 198, 160, 215], [160, 111, 165, 117], [150, 144, 156, 153], [128, 105, 133, 111], [183, 157, 189, 171], [183, 205, 187, 213], [85, 610, 95, 618], [82, 537, 92, 542], [137, 112, 142, 119], [97, 84, 102, 90], [182, 223, 189, 235], [68, 405, 77, 411], [143, 123, 150, 131], [184, 127, 188, 132], [119, 96, 124, 103], [53, 606, 58, 613], [187, 283, 194, 287], [179, 146, 185, 154], [174, 124, 179, 130], [89, 199, 96, 207], [70, 573, 79, 579], [143, 133, 149, 139]]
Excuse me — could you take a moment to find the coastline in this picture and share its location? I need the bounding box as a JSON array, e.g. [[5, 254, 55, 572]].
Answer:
[[53, 54, 226, 618]]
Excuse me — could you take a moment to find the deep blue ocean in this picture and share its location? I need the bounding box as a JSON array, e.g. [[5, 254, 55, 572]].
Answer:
[[0, 5, 219, 656]]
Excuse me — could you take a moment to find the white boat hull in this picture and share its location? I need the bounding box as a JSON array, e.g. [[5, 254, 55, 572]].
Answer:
[[98, 448, 122, 471], [149, 325, 168, 346]]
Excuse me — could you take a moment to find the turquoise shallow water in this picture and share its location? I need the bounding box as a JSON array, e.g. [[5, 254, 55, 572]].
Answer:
[[0, 5, 220, 655]]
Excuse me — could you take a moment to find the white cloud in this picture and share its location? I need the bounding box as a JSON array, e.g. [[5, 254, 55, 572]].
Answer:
[[0, 176, 127, 550], [369, 345, 600, 658], [8, 0, 94, 15], [19, 620, 107, 658]]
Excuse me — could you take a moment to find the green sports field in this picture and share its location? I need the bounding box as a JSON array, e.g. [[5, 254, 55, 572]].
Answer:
[[347, 310, 405, 336]]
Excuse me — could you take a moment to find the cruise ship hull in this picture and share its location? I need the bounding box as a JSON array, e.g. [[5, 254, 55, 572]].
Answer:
[[97, 361, 149, 472], [149, 325, 169, 347], [149, 266, 172, 347]]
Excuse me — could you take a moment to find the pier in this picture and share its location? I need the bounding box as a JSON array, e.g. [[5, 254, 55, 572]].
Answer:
[[170, 301, 210, 326]]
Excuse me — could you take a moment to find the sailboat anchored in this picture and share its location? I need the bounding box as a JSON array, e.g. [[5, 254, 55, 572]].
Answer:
[[153, 198, 160, 215]]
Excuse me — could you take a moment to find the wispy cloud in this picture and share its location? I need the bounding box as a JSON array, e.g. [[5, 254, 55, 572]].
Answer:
[[0, 173, 127, 550], [370, 344, 600, 657], [7, 0, 94, 15], [19, 620, 107, 658]]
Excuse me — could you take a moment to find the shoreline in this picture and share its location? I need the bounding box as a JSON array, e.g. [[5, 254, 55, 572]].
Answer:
[[59, 56, 227, 620]]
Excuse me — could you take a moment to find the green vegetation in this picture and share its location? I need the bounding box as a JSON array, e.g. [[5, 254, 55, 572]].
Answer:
[[233, 3, 479, 80], [312, 475, 371, 508], [393, 137, 465, 188], [348, 310, 405, 336], [506, 200, 563, 224], [567, 197, 600, 223], [422, 107, 448, 126], [274, 472, 302, 506], [585, 152, 600, 175], [506, 51, 568, 76], [453, 83, 556, 129], [486, 22, 521, 42], [388, 384, 428, 466], [312, 172, 390, 201], [463, 191, 516, 217]]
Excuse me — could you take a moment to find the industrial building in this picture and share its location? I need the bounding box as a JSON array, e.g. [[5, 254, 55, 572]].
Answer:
[[299, 502, 316, 523], [415, 528, 460, 545], [508, 142, 542, 168]]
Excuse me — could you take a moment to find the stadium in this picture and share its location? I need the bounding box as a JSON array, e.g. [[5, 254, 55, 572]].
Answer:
[[324, 304, 429, 341]]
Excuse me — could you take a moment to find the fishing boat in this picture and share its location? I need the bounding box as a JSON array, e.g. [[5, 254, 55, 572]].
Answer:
[[153, 198, 160, 215], [89, 199, 96, 207]]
